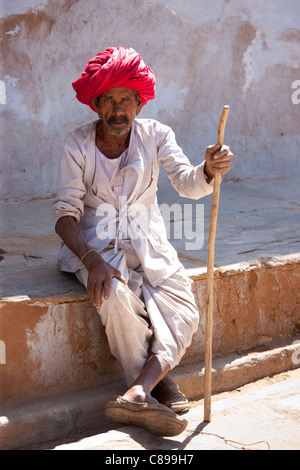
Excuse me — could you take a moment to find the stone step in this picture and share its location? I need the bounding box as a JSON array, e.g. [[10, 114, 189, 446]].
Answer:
[[1, 336, 299, 450], [1, 253, 299, 406]]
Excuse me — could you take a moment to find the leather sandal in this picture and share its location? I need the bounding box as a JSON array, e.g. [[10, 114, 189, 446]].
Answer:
[[105, 395, 188, 436], [161, 391, 190, 413]]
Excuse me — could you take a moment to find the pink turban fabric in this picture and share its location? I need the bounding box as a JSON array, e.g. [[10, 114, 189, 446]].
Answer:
[[72, 47, 156, 111]]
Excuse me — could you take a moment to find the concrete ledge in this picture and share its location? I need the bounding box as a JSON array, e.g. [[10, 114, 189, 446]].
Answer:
[[1, 335, 299, 450], [0, 295, 123, 405], [1, 253, 299, 406], [188, 253, 300, 363]]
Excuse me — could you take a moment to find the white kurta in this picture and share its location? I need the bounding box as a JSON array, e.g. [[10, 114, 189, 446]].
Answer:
[[52, 118, 214, 386]]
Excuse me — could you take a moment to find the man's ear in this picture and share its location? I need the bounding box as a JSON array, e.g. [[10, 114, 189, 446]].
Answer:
[[136, 100, 144, 116], [90, 98, 99, 113]]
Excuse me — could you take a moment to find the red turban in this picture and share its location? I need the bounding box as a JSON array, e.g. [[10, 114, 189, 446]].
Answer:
[[72, 47, 156, 111]]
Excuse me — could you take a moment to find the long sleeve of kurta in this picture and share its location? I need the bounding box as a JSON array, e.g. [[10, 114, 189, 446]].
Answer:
[[154, 123, 214, 199]]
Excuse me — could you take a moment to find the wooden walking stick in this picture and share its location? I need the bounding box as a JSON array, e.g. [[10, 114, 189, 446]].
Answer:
[[204, 105, 230, 422]]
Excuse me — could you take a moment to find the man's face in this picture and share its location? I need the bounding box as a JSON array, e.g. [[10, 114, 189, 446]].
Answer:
[[95, 87, 143, 136]]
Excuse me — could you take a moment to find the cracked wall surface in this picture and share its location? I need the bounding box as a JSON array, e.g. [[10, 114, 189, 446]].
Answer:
[[190, 260, 300, 362], [0, 298, 122, 404], [1, 0, 300, 201]]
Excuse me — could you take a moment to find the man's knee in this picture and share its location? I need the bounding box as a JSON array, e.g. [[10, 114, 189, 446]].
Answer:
[[96, 278, 125, 325]]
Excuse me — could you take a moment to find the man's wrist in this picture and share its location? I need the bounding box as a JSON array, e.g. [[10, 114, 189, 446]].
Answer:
[[203, 162, 214, 184], [81, 249, 102, 270], [80, 248, 99, 263]]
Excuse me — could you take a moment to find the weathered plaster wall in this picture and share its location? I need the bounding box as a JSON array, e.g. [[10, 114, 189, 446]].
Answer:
[[1, 0, 300, 201]]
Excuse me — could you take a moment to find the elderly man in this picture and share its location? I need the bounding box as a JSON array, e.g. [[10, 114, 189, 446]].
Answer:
[[52, 46, 233, 436]]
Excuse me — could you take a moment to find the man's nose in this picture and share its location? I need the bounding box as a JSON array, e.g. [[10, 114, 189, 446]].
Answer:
[[112, 102, 125, 115]]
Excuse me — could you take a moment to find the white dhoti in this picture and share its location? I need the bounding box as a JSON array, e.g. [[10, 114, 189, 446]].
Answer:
[[76, 246, 199, 387]]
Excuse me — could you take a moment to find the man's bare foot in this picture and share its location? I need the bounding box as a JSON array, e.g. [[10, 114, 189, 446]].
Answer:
[[122, 384, 159, 405], [121, 354, 171, 406], [151, 374, 179, 403]]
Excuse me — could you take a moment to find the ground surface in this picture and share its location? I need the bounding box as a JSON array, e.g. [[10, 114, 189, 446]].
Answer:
[[46, 368, 300, 451]]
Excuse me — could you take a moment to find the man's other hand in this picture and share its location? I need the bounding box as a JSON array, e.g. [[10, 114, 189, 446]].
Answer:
[[84, 252, 126, 307], [204, 144, 233, 183]]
